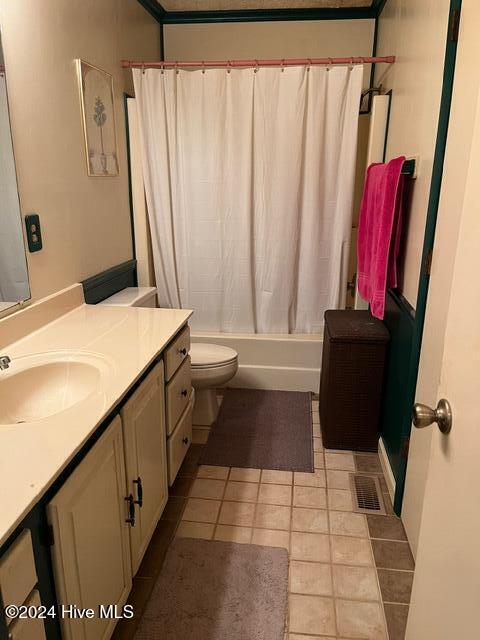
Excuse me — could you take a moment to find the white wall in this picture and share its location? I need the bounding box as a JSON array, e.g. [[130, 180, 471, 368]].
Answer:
[[164, 19, 375, 88], [0, 0, 160, 302], [375, 0, 451, 307]]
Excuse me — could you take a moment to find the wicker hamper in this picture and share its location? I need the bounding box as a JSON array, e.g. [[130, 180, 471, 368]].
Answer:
[[319, 310, 390, 452]]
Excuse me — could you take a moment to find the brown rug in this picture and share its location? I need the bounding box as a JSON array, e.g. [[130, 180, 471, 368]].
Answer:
[[134, 538, 288, 640], [200, 388, 314, 472]]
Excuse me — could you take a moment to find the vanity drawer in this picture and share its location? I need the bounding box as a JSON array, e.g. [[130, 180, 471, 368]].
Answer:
[[167, 392, 194, 486], [8, 590, 46, 640], [164, 325, 190, 381], [0, 529, 37, 610], [166, 356, 192, 436]]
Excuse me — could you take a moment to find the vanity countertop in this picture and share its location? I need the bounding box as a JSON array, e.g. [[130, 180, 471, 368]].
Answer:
[[0, 300, 192, 548]]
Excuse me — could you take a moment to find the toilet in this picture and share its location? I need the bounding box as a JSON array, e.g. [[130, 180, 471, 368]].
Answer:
[[189, 343, 238, 426], [98, 286, 157, 308]]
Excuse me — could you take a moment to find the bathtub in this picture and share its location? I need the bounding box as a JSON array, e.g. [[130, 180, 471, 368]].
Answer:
[[191, 331, 323, 392]]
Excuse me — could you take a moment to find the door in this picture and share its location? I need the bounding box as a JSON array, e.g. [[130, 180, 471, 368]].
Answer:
[[406, 7, 480, 634], [48, 416, 132, 640], [121, 362, 168, 574]]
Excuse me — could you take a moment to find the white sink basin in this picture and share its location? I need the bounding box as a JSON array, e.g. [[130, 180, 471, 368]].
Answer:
[[0, 352, 112, 425]]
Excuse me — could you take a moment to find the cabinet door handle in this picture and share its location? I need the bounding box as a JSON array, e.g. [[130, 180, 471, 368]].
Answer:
[[125, 494, 135, 526], [181, 388, 188, 397], [178, 347, 187, 356], [133, 476, 143, 508], [182, 436, 189, 445]]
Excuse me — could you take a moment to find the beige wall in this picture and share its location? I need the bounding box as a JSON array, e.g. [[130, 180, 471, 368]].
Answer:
[[165, 20, 375, 87], [0, 0, 160, 302], [375, 0, 451, 307]]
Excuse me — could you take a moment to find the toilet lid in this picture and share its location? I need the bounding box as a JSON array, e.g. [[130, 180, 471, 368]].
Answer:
[[190, 343, 238, 368]]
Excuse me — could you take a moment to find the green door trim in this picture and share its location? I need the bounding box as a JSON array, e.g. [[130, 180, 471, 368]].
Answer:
[[393, 0, 462, 514]]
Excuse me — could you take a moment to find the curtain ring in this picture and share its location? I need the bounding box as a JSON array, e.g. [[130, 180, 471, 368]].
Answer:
[[327, 57, 333, 72], [307, 58, 312, 72], [227, 60, 231, 74], [202, 60, 206, 74], [141, 62, 145, 75], [160, 62, 164, 75], [281, 59, 285, 72], [349, 57, 354, 70], [254, 59, 259, 73], [175, 61, 179, 75]]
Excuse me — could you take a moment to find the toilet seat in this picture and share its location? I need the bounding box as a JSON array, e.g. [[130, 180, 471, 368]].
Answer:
[[190, 343, 238, 369]]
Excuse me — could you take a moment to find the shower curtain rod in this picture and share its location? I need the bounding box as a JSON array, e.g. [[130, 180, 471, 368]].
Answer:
[[121, 56, 395, 70]]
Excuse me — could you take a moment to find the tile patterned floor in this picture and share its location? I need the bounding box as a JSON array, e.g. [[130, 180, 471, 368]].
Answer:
[[113, 397, 414, 640]]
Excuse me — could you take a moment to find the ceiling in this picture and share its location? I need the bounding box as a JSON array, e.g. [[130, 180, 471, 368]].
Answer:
[[159, 1, 372, 10]]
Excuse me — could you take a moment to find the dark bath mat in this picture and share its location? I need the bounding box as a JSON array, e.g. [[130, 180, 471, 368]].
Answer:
[[134, 538, 288, 640], [200, 388, 313, 472]]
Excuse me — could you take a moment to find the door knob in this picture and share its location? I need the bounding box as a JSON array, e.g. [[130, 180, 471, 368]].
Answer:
[[412, 399, 452, 434]]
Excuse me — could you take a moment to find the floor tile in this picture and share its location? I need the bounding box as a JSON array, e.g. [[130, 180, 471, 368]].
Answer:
[[261, 469, 293, 485], [294, 470, 326, 488], [329, 511, 368, 538], [371, 540, 415, 570], [327, 488, 354, 511], [175, 521, 214, 540], [251, 528, 290, 550], [289, 594, 336, 636], [367, 514, 408, 541], [214, 525, 252, 544], [312, 424, 321, 437], [293, 486, 327, 509], [332, 564, 380, 600], [189, 478, 226, 500], [314, 452, 325, 469], [326, 469, 351, 490], [224, 481, 258, 503], [218, 501, 255, 526], [161, 497, 186, 522], [196, 465, 230, 480], [254, 503, 291, 530], [290, 561, 332, 596], [258, 483, 292, 506], [355, 453, 383, 473], [313, 437, 323, 452], [331, 535, 373, 566], [229, 467, 261, 482], [292, 508, 328, 534], [325, 452, 355, 471], [336, 599, 387, 640], [384, 603, 409, 640], [377, 569, 414, 604], [182, 498, 220, 524], [290, 532, 330, 562]]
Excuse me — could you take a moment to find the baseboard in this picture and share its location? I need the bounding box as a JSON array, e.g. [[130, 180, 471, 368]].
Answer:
[[378, 436, 396, 504], [230, 364, 320, 392]]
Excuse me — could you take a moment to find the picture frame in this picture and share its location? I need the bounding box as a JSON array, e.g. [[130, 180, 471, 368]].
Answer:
[[76, 59, 119, 176]]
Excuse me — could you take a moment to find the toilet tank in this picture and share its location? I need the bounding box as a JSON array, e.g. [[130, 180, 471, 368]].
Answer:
[[98, 287, 157, 308]]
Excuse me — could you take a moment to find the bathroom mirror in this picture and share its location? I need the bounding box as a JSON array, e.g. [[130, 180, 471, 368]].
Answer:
[[0, 29, 30, 313]]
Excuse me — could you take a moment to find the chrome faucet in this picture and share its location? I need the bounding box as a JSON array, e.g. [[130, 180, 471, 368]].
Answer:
[[0, 355, 11, 370]]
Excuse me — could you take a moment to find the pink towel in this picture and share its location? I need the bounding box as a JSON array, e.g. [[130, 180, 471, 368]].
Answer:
[[357, 156, 406, 320]]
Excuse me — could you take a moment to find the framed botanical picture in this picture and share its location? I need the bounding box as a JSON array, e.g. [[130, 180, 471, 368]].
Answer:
[[76, 59, 119, 176]]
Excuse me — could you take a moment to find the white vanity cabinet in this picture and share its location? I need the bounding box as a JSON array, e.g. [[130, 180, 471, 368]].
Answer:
[[47, 416, 132, 640], [163, 326, 194, 485], [0, 529, 46, 640], [120, 362, 168, 574]]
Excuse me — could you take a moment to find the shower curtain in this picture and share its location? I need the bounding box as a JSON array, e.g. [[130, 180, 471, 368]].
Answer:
[[133, 64, 362, 333]]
